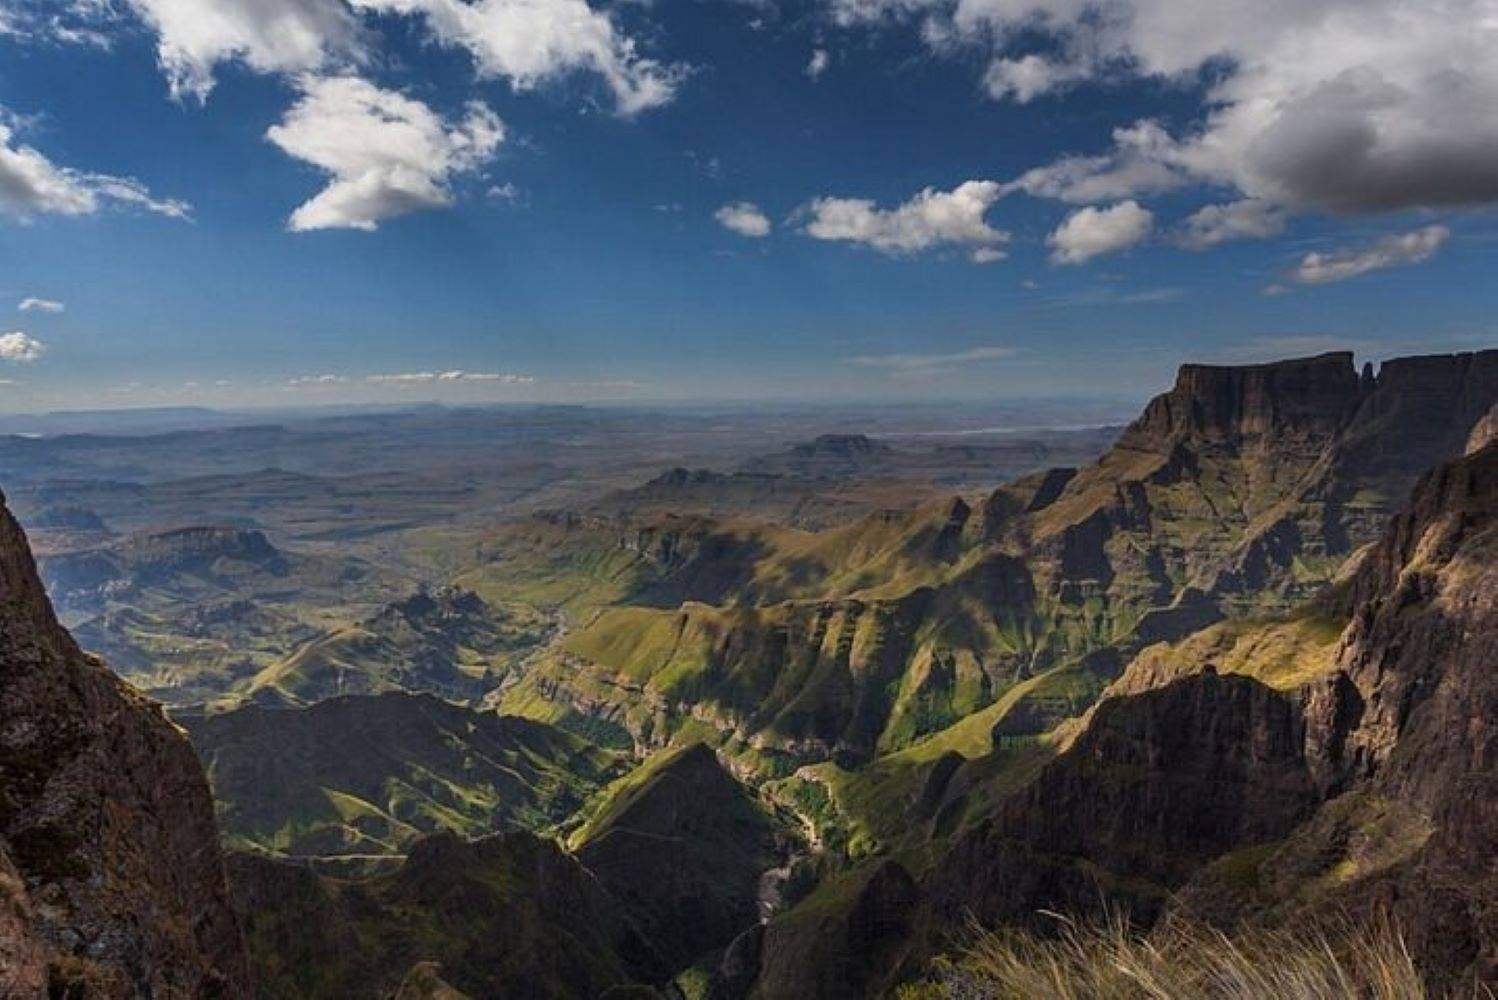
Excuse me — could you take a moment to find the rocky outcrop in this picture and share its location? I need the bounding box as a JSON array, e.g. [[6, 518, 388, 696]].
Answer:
[[0, 491, 250, 996], [745, 861, 922, 1000], [929, 670, 1322, 930], [574, 744, 787, 979]]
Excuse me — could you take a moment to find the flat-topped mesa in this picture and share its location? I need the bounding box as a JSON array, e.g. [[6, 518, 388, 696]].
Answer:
[[120, 525, 283, 565], [1122, 352, 1364, 450]]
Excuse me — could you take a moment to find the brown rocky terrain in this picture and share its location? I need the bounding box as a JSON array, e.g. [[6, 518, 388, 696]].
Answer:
[[0, 491, 250, 996]]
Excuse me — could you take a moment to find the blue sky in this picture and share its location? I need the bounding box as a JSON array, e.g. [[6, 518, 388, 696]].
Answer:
[[1, 0, 1495, 412]]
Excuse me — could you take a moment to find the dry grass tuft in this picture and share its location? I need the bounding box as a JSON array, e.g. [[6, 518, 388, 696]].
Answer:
[[901, 910, 1460, 1000]]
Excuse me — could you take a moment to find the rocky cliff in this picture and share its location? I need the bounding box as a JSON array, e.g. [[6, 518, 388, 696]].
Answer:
[[0, 491, 250, 996], [924, 418, 1498, 990]]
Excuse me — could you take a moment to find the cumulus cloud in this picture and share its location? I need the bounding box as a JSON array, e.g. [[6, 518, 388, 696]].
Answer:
[[807, 48, 830, 80], [1047, 200, 1153, 265], [18, 297, 64, 313], [366, 370, 534, 383], [1293, 224, 1450, 285], [348, 0, 683, 115], [1176, 199, 1286, 250], [121, 0, 363, 101], [1, 115, 190, 220], [829, 0, 1498, 215], [802, 180, 1008, 258], [715, 201, 771, 238], [849, 345, 1015, 375], [266, 75, 503, 232], [0, 331, 46, 362]]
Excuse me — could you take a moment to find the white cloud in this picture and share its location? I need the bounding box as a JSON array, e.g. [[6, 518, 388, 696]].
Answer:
[[849, 345, 1014, 372], [0, 331, 46, 362], [0, 2, 112, 48], [714, 201, 771, 238], [983, 53, 1089, 103], [1293, 225, 1450, 285], [830, 0, 1498, 215], [1003, 121, 1186, 205], [121, 0, 363, 101], [366, 370, 534, 383], [1176, 199, 1286, 250], [18, 297, 64, 313], [486, 181, 523, 205], [970, 246, 1005, 264], [1, 114, 190, 220], [348, 0, 683, 115], [802, 180, 1008, 256], [807, 48, 830, 80], [285, 373, 347, 386], [266, 75, 503, 232], [1048, 200, 1153, 265]]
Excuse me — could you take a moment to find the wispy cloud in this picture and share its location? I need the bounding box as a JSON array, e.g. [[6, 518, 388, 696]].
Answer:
[[848, 345, 1015, 374], [18, 297, 63, 313], [1293, 225, 1450, 285], [284, 373, 348, 387], [366, 370, 534, 384]]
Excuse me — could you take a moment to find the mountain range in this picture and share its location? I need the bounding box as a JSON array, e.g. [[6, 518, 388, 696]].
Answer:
[[0, 348, 1494, 997]]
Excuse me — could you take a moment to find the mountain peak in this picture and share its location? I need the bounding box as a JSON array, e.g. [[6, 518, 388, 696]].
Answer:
[[1125, 352, 1364, 448]]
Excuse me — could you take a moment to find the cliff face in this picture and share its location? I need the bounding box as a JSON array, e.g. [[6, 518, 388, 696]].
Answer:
[[0, 492, 250, 996], [1121, 351, 1364, 449], [924, 431, 1498, 990], [928, 670, 1322, 930], [1298, 433, 1498, 984]]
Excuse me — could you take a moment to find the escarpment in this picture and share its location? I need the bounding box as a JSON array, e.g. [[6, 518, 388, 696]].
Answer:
[[499, 351, 1498, 779], [0, 491, 250, 997]]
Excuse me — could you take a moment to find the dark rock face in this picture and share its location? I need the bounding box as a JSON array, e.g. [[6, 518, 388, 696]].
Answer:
[[1124, 351, 1364, 448], [0, 492, 250, 997], [1300, 437, 1498, 986], [747, 862, 922, 1000], [930, 670, 1322, 930], [575, 744, 785, 979]]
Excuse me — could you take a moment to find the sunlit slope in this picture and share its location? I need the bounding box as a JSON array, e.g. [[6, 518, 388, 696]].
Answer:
[[499, 352, 1498, 772]]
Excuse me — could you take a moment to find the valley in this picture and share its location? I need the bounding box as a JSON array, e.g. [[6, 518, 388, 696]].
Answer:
[[2, 350, 1495, 997]]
